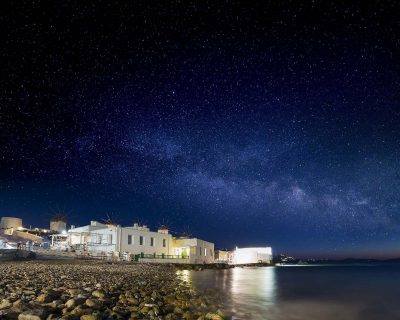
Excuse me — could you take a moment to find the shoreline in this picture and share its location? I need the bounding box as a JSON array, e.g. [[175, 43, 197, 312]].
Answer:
[[1, 249, 274, 270]]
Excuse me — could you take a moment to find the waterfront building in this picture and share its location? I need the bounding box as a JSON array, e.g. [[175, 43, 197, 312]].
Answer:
[[65, 221, 215, 264], [67, 221, 173, 256], [172, 237, 214, 264], [232, 247, 273, 265], [214, 249, 233, 263]]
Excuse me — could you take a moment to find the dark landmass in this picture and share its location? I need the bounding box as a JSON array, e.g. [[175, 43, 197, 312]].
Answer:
[[274, 255, 400, 265]]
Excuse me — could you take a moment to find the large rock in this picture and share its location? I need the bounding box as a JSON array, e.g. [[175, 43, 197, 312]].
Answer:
[[18, 309, 48, 320], [85, 299, 101, 309], [205, 312, 225, 320], [65, 299, 78, 309], [0, 308, 20, 319], [67, 289, 80, 296], [91, 291, 105, 299], [80, 315, 99, 320], [0, 299, 12, 310], [18, 315, 42, 320], [36, 291, 59, 304], [70, 305, 92, 317]]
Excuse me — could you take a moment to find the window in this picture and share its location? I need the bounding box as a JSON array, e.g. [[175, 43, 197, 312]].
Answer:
[[163, 239, 166, 247], [108, 234, 113, 244], [204, 248, 207, 256], [128, 235, 132, 245], [139, 236, 144, 245], [150, 237, 154, 246], [199, 247, 202, 256]]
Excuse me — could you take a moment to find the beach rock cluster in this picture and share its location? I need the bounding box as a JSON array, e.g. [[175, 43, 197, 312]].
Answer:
[[0, 260, 227, 320]]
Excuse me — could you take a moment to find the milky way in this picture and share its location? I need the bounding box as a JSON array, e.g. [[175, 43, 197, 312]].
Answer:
[[1, 1, 400, 258]]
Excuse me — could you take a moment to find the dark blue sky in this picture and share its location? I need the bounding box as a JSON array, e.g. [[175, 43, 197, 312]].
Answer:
[[1, 1, 400, 258]]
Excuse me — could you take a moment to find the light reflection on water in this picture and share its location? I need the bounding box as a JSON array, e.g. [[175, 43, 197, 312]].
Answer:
[[230, 267, 276, 315], [178, 267, 277, 318], [178, 265, 400, 320]]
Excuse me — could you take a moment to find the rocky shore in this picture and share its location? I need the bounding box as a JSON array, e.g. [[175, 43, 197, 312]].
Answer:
[[0, 260, 227, 320]]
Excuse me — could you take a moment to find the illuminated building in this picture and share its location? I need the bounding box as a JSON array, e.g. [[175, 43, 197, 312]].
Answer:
[[64, 221, 215, 263], [232, 247, 273, 265]]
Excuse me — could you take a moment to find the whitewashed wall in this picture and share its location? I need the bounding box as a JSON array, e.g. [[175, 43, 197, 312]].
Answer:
[[119, 227, 173, 255]]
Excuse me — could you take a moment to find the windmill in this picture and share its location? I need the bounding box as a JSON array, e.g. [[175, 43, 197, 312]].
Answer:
[[155, 215, 172, 234], [101, 212, 120, 226], [47, 206, 70, 233], [179, 224, 193, 238], [130, 215, 149, 229], [50, 213, 67, 223]]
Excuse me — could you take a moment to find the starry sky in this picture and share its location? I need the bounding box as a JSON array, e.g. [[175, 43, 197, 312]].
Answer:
[[1, 1, 400, 258]]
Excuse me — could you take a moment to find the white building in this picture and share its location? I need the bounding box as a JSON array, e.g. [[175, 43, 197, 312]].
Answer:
[[214, 249, 232, 263], [172, 237, 214, 264], [63, 221, 215, 264], [232, 247, 273, 265], [0, 217, 23, 230], [67, 221, 172, 256], [68, 221, 117, 253]]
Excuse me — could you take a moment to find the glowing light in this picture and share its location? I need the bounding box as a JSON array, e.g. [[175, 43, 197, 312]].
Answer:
[[232, 247, 272, 265]]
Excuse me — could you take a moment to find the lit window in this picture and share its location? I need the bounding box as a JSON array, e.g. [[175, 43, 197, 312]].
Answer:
[[204, 248, 207, 256]]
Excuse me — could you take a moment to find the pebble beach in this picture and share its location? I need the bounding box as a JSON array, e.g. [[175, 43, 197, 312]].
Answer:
[[0, 260, 227, 320]]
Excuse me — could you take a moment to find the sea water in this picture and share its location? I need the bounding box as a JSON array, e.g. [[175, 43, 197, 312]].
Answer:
[[178, 264, 400, 320]]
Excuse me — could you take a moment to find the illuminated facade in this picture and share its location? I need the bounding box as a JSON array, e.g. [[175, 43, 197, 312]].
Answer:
[[67, 221, 173, 256], [232, 247, 273, 265], [172, 237, 215, 264], [64, 221, 215, 263], [215, 249, 233, 263]]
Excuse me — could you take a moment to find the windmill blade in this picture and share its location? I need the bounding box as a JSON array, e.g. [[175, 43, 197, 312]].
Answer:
[[101, 212, 120, 226], [159, 216, 172, 230], [47, 205, 71, 222]]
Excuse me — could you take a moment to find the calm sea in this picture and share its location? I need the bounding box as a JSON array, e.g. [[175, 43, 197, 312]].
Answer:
[[177, 264, 400, 320]]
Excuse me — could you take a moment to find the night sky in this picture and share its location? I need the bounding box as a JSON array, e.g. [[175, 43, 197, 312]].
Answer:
[[1, 1, 400, 258]]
